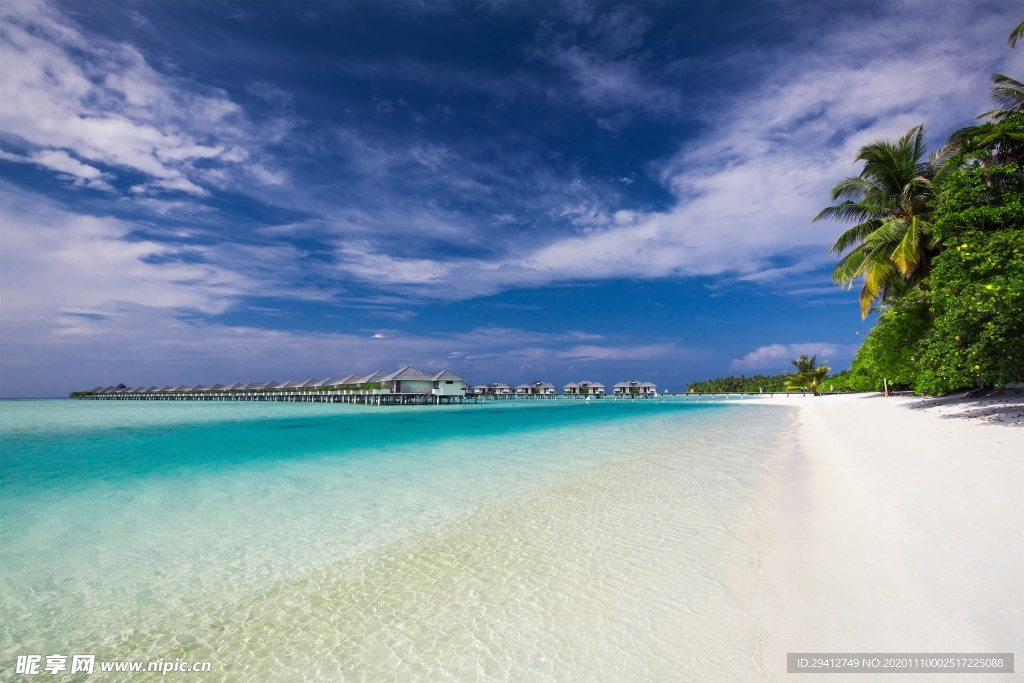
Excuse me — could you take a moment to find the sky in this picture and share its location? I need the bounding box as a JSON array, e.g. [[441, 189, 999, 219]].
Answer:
[[0, 0, 1019, 397]]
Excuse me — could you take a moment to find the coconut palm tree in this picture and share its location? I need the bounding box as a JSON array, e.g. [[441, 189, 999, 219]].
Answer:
[[814, 125, 939, 317], [785, 355, 831, 396]]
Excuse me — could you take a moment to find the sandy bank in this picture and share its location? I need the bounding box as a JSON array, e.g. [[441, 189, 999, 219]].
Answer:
[[756, 392, 1023, 682]]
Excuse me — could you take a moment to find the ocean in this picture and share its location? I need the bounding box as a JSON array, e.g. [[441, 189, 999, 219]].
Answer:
[[0, 398, 792, 681]]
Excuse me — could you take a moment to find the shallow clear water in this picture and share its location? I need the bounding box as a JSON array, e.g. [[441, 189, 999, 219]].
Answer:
[[1, 398, 791, 681]]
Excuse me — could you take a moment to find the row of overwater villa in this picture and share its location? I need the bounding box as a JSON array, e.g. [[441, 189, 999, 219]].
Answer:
[[72, 368, 661, 404], [470, 380, 658, 398]]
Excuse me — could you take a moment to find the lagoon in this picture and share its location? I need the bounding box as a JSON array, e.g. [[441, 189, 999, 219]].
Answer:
[[1, 398, 788, 680]]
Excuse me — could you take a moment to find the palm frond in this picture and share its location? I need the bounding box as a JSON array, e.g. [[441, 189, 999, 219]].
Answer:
[[830, 219, 881, 255], [827, 176, 876, 201], [891, 214, 924, 275], [1009, 20, 1024, 48], [988, 73, 1024, 113], [815, 202, 874, 226], [832, 247, 867, 285]]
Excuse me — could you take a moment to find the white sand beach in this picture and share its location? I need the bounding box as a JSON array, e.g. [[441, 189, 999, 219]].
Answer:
[[756, 392, 1023, 681]]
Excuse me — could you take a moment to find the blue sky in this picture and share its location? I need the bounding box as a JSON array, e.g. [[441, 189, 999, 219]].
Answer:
[[0, 0, 1019, 397]]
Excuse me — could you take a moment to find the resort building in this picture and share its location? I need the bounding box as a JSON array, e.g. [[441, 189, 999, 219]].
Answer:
[[356, 371, 388, 390], [563, 381, 606, 397], [515, 381, 556, 396], [612, 380, 659, 397], [469, 382, 516, 397], [378, 367, 466, 397]]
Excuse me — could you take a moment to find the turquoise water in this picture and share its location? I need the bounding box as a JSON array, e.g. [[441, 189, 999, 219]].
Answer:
[[1, 398, 792, 681]]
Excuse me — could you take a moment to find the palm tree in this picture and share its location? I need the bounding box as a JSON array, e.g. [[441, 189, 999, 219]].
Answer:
[[981, 73, 1024, 120], [814, 125, 939, 317], [1008, 20, 1024, 48], [945, 21, 1024, 155], [944, 76, 1024, 165], [785, 355, 831, 396]]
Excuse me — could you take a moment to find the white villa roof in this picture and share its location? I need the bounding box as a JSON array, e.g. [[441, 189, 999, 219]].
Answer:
[[431, 370, 464, 382], [488, 382, 512, 389], [358, 371, 388, 384], [380, 366, 435, 382], [515, 383, 532, 390], [531, 381, 555, 388], [563, 382, 579, 388], [242, 381, 278, 391], [579, 380, 605, 388], [614, 380, 657, 388], [334, 374, 364, 386]]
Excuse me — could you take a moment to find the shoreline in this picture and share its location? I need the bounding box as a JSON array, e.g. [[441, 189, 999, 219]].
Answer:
[[754, 393, 1023, 681]]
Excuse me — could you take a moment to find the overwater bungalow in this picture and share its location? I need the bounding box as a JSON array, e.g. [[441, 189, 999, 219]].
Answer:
[[377, 367, 467, 397], [564, 381, 605, 396], [529, 381, 556, 395], [516, 381, 556, 396], [356, 371, 388, 391], [613, 380, 658, 397]]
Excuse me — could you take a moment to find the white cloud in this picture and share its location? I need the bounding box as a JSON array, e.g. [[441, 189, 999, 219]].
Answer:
[[0, 187, 250, 329], [0, 1, 285, 196], [729, 343, 857, 373]]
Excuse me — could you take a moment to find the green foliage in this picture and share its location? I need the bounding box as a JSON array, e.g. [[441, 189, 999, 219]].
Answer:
[[687, 373, 793, 393], [915, 125, 1024, 393], [845, 294, 932, 391]]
